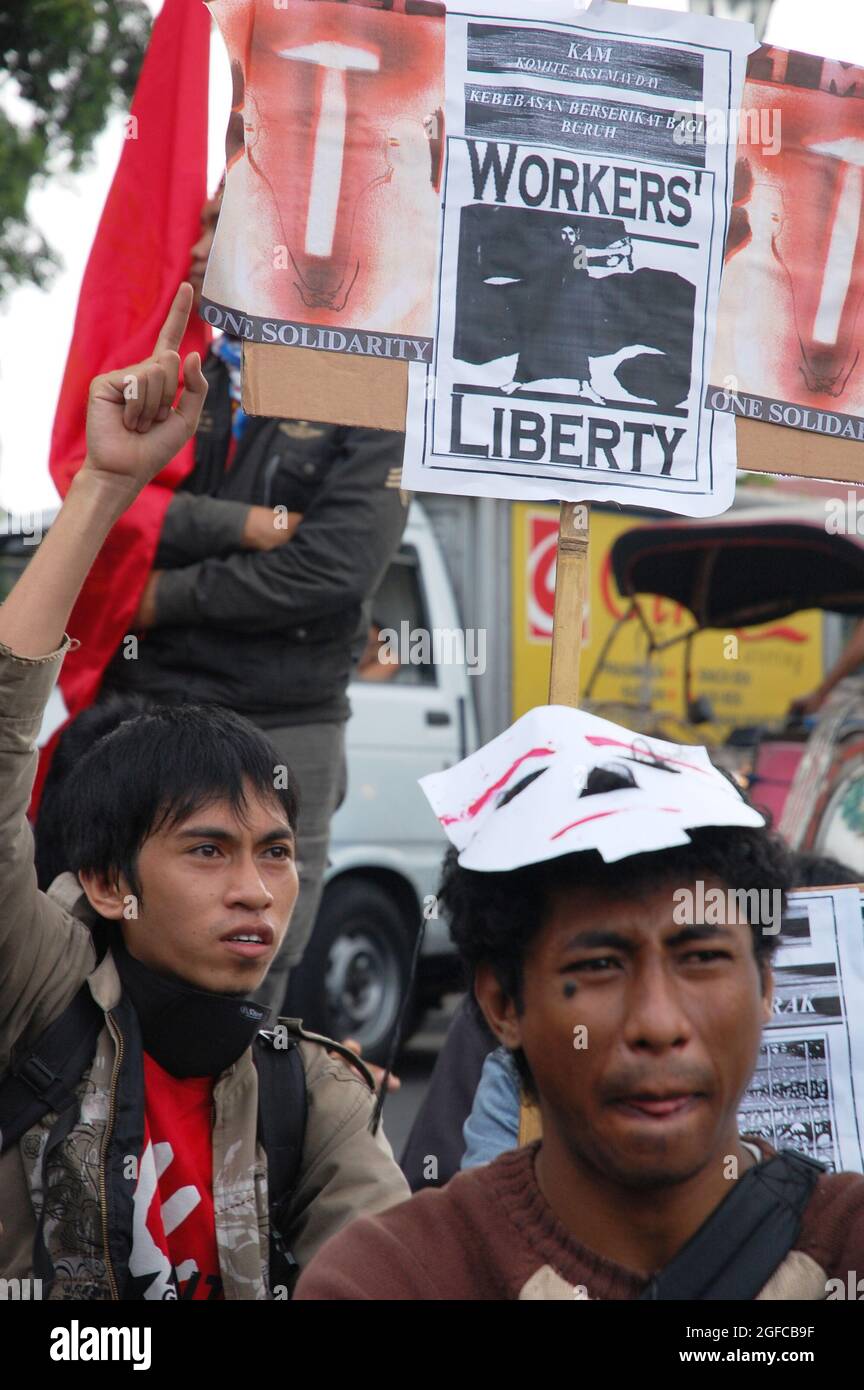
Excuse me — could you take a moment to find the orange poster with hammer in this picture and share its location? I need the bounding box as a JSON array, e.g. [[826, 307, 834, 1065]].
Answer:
[[710, 45, 864, 442], [203, 0, 445, 365]]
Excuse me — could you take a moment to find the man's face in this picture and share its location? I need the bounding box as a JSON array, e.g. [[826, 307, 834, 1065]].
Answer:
[[489, 877, 771, 1189], [93, 786, 299, 994], [188, 193, 223, 309]]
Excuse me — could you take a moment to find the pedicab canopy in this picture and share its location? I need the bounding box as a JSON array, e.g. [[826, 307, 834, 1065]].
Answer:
[[610, 515, 864, 629]]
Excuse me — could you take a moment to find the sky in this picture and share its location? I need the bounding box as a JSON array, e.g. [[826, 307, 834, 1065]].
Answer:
[[1, 0, 863, 515], [0, 0, 232, 515]]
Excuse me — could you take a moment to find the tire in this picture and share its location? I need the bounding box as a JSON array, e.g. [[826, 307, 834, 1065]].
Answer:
[[284, 877, 414, 1066]]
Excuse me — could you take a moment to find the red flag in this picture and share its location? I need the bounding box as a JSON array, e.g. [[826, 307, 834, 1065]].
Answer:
[[47, 0, 211, 729]]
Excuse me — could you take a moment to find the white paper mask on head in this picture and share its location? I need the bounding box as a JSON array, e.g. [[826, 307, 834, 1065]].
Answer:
[[419, 706, 765, 872]]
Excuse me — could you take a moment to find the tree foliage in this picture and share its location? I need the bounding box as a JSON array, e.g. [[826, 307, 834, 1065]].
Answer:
[[0, 0, 151, 300]]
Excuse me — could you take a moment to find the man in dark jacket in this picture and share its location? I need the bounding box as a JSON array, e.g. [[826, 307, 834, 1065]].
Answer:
[[103, 195, 409, 1012]]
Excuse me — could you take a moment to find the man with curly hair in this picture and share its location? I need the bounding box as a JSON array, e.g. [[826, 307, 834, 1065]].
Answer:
[[296, 737, 864, 1300]]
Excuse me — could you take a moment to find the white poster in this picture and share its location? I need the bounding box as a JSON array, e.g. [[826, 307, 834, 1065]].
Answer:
[[738, 887, 864, 1174], [403, 0, 754, 515]]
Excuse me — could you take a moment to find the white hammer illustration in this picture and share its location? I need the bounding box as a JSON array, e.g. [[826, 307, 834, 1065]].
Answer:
[[805, 137, 864, 347], [279, 41, 381, 260]]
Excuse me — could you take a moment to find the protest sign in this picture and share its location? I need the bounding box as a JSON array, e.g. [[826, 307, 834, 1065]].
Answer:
[[737, 886, 864, 1175], [202, 0, 445, 359], [711, 45, 864, 448], [401, 0, 753, 516], [223, 4, 864, 492]]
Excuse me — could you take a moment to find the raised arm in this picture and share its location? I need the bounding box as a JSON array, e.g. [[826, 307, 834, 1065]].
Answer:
[[0, 285, 207, 1065], [789, 617, 864, 718], [0, 284, 207, 658]]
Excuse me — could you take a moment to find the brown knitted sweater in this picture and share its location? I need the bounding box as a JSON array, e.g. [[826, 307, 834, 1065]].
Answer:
[[295, 1142, 864, 1300]]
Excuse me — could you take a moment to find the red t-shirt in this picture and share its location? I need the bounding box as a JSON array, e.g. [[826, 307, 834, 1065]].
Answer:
[[128, 1053, 223, 1300]]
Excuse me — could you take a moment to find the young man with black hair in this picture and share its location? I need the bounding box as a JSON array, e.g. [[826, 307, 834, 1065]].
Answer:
[[33, 692, 152, 892], [297, 750, 864, 1300], [0, 286, 408, 1300], [102, 190, 409, 1017]]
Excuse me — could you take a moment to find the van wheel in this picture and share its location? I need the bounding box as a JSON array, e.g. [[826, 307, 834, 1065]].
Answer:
[[284, 878, 415, 1066]]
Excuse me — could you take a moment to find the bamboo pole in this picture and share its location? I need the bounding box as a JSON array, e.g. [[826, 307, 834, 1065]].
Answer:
[[548, 502, 591, 706]]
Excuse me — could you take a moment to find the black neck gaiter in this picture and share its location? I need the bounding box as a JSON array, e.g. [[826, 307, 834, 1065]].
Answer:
[[113, 938, 272, 1078]]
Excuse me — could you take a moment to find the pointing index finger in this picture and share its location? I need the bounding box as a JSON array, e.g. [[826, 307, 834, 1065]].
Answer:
[[154, 283, 194, 355]]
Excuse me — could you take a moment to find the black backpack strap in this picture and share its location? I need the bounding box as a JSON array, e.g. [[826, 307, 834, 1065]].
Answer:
[[0, 985, 103, 1155], [288, 1024, 376, 1092], [639, 1148, 826, 1301], [253, 1031, 308, 1298]]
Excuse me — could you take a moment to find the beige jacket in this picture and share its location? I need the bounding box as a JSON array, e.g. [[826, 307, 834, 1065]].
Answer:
[[0, 638, 409, 1298]]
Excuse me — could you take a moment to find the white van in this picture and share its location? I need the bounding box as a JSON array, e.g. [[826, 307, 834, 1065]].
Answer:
[[285, 501, 480, 1061]]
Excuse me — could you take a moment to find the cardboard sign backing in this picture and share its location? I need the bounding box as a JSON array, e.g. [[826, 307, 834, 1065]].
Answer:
[[243, 344, 408, 432]]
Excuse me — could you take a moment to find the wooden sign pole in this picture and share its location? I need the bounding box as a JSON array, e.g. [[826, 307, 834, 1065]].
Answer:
[[548, 502, 591, 706], [547, 0, 628, 709]]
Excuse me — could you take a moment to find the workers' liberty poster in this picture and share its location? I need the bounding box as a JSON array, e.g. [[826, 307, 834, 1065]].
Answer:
[[710, 46, 864, 443], [202, 0, 444, 364], [402, 0, 753, 516]]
